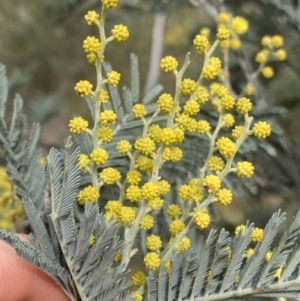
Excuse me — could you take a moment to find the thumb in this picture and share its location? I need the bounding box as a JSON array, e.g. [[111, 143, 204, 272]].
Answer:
[[0, 235, 71, 301]]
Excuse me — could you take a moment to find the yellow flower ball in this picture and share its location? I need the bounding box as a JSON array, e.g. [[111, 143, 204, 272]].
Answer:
[[193, 210, 210, 229], [245, 248, 254, 258], [77, 154, 90, 170], [132, 104, 147, 118], [177, 236, 191, 252], [252, 121, 271, 139], [90, 148, 109, 165], [102, 0, 118, 9], [147, 198, 164, 211], [141, 182, 159, 201], [136, 156, 153, 173], [111, 24, 129, 42], [232, 125, 244, 140], [84, 11, 100, 25], [245, 85, 255, 96], [261, 66, 274, 78], [107, 71, 121, 86], [162, 147, 183, 162], [221, 95, 235, 110], [77, 185, 100, 205], [208, 156, 225, 172], [216, 188, 233, 205], [126, 185, 142, 202], [132, 271, 146, 287], [126, 170, 142, 185], [146, 234, 162, 251], [218, 12, 230, 24], [261, 35, 272, 46], [97, 126, 113, 143], [135, 137, 156, 155], [167, 204, 182, 219], [116, 140, 132, 154], [222, 113, 235, 128], [203, 175, 221, 193], [105, 200, 122, 214], [175, 114, 197, 132], [184, 100, 200, 116], [271, 35, 284, 48], [197, 120, 211, 134], [217, 26, 230, 41], [236, 97, 252, 114], [99, 109, 117, 126], [235, 224, 246, 235], [157, 93, 174, 114], [230, 38, 241, 50], [69, 117, 88, 134], [83, 36, 101, 53], [193, 34, 210, 55], [252, 227, 263, 242], [140, 214, 154, 230], [196, 86, 210, 104], [100, 167, 121, 184], [216, 137, 236, 158], [169, 220, 185, 235], [118, 206, 136, 224], [132, 291, 143, 301], [180, 78, 197, 95], [157, 180, 171, 195], [231, 16, 249, 34], [160, 55, 178, 72], [275, 49, 287, 61], [236, 161, 255, 178], [100, 89, 110, 103], [74, 80, 93, 97], [144, 252, 160, 270]]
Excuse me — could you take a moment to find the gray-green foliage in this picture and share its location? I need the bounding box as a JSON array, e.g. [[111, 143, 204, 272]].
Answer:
[[1, 56, 300, 301]]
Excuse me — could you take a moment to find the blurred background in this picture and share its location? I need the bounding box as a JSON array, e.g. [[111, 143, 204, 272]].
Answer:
[[1, 0, 300, 233]]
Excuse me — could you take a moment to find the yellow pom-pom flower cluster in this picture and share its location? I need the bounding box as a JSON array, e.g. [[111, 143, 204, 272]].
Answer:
[[144, 252, 160, 270], [100, 167, 121, 184], [236, 97, 252, 114], [220, 94, 235, 110], [222, 113, 235, 128], [193, 34, 210, 55], [184, 100, 200, 116], [160, 56, 178, 72], [100, 89, 110, 103], [77, 185, 100, 205], [126, 170, 142, 185], [140, 214, 154, 230], [111, 24, 129, 42], [180, 78, 196, 95], [97, 127, 113, 143], [275, 49, 287, 61], [193, 210, 210, 229], [136, 156, 153, 173], [235, 224, 246, 235], [132, 104, 147, 118], [126, 185, 142, 202], [252, 121, 271, 139], [162, 147, 183, 162], [196, 86, 210, 104], [141, 182, 159, 201], [203, 175, 221, 193], [217, 26, 230, 41], [90, 148, 109, 165], [236, 161, 254, 178], [231, 16, 249, 34], [178, 183, 203, 203], [78, 154, 91, 170], [135, 137, 156, 155], [132, 271, 146, 287], [116, 140, 132, 154], [169, 220, 185, 235], [102, 0, 118, 9], [176, 236, 191, 252], [216, 137, 236, 158], [132, 291, 143, 301], [167, 204, 182, 219], [74, 80, 93, 97], [146, 234, 162, 251], [105, 200, 122, 214], [216, 188, 233, 205], [232, 126, 244, 140], [69, 117, 88, 134], [107, 71, 121, 86], [197, 120, 211, 134], [157, 93, 174, 114], [99, 110, 117, 126], [252, 227, 264, 242], [261, 66, 274, 78], [271, 35, 284, 48], [118, 206, 136, 224], [83, 36, 101, 53], [84, 11, 100, 25], [202, 57, 222, 80], [208, 156, 225, 172]]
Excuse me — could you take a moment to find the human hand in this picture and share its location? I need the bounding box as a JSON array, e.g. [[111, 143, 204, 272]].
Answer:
[[0, 235, 70, 301]]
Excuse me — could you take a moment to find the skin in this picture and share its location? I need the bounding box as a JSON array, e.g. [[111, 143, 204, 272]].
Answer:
[[0, 235, 70, 301]]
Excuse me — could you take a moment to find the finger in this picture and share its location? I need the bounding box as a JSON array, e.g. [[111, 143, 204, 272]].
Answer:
[[0, 236, 71, 301]]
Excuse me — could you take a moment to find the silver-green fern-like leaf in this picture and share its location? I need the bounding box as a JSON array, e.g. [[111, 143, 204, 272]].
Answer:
[[148, 209, 300, 301]]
